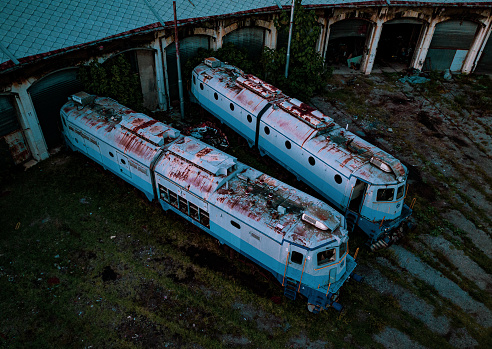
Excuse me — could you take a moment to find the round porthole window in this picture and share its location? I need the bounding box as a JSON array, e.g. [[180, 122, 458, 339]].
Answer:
[[309, 156, 315, 166], [200, 83, 204, 90], [214, 92, 218, 100], [264, 126, 270, 135], [121, 159, 126, 165], [285, 140, 291, 149], [247, 114, 252, 123], [335, 174, 342, 184], [230, 103, 234, 111], [109, 152, 114, 158]]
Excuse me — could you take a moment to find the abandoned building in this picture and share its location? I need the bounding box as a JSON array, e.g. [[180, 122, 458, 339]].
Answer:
[[1, 0, 491, 168]]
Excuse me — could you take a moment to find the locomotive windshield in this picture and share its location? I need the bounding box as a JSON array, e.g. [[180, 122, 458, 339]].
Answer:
[[376, 187, 395, 201], [317, 248, 336, 266], [339, 241, 347, 258], [396, 184, 405, 200]]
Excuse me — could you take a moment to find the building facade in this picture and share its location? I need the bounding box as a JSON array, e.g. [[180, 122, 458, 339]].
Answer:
[[1, 1, 491, 166]]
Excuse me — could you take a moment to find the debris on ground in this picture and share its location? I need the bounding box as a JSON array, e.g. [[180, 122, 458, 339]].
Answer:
[[398, 76, 430, 84], [182, 121, 229, 149]]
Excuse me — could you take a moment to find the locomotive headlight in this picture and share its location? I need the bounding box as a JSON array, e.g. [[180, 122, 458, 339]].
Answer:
[[397, 176, 404, 183]]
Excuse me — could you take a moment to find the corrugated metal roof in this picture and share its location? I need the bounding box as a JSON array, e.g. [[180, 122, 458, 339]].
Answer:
[[0, 0, 490, 69]]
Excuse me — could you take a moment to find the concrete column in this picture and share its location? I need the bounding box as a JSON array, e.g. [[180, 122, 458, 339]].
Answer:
[[264, 20, 277, 49], [11, 84, 49, 161], [322, 18, 335, 63], [461, 15, 492, 74], [151, 37, 168, 110], [410, 18, 438, 71], [214, 21, 225, 50], [361, 19, 383, 75], [317, 17, 328, 55]]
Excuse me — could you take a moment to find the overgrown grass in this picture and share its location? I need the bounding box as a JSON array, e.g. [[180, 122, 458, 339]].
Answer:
[[2, 72, 492, 348]]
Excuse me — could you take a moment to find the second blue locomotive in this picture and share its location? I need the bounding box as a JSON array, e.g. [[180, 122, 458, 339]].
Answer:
[[191, 58, 413, 250]]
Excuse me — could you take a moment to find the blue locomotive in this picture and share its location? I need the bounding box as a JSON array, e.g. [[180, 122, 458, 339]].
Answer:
[[191, 58, 413, 250], [60, 92, 360, 313]]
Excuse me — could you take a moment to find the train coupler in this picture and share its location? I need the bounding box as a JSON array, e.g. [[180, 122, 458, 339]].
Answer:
[[350, 272, 364, 282]]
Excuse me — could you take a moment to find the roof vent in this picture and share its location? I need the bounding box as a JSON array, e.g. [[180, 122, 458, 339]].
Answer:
[[204, 57, 221, 68], [71, 91, 95, 107], [301, 213, 328, 231]]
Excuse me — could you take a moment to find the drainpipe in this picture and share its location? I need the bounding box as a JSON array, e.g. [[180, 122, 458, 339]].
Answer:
[[285, 0, 295, 78], [173, 1, 185, 120]]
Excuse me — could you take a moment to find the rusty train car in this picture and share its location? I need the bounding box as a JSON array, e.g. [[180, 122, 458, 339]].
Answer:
[[60, 92, 360, 313], [191, 58, 412, 250]]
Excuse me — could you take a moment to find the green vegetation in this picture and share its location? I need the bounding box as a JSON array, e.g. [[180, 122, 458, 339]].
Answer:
[[184, 0, 328, 100], [78, 55, 144, 111]]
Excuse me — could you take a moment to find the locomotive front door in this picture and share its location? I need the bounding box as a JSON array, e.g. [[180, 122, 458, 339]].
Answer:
[[116, 152, 132, 178], [286, 244, 307, 282], [348, 179, 368, 214]]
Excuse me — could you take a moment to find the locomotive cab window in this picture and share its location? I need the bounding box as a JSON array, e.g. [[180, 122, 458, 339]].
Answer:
[[189, 203, 199, 221], [179, 196, 188, 213], [200, 210, 210, 228], [317, 249, 336, 266], [291, 251, 304, 265], [169, 191, 178, 207], [159, 185, 169, 202], [396, 185, 405, 200], [376, 188, 395, 202], [339, 241, 347, 258]]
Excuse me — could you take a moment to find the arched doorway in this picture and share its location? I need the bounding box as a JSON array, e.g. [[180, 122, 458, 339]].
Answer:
[[165, 35, 211, 103], [425, 20, 479, 72], [105, 49, 159, 110], [28, 68, 83, 150], [375, 18, 424, 69], [223, 27, 266, 60], [325, 19, 370, 70]]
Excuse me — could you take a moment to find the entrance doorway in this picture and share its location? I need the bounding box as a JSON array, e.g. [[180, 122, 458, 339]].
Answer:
[[375, 19, 423, 70]]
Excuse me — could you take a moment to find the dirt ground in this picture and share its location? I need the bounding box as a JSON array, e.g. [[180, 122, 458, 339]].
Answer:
[[312, 71, 492, 348]]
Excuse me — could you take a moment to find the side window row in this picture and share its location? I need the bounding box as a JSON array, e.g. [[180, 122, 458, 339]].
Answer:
[[261, 132, 344, 185], [158, 184, 210, 228]]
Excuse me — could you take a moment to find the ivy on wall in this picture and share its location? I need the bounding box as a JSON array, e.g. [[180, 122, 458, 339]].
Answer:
[[260, 0, 329, 100], [78, 55, 143, 111], [183, 0, 328, 100]]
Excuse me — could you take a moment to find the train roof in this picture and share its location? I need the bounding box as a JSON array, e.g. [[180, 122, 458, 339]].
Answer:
[[212, 167, 347, 248], [152, 132, 347, 248], [61, 96, 180, 166], [153, 136, 237, 200], [195, 60, 407, 184]]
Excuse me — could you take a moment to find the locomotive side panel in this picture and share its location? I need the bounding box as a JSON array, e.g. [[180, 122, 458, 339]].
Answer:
[[257, 118, 350, 213]]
